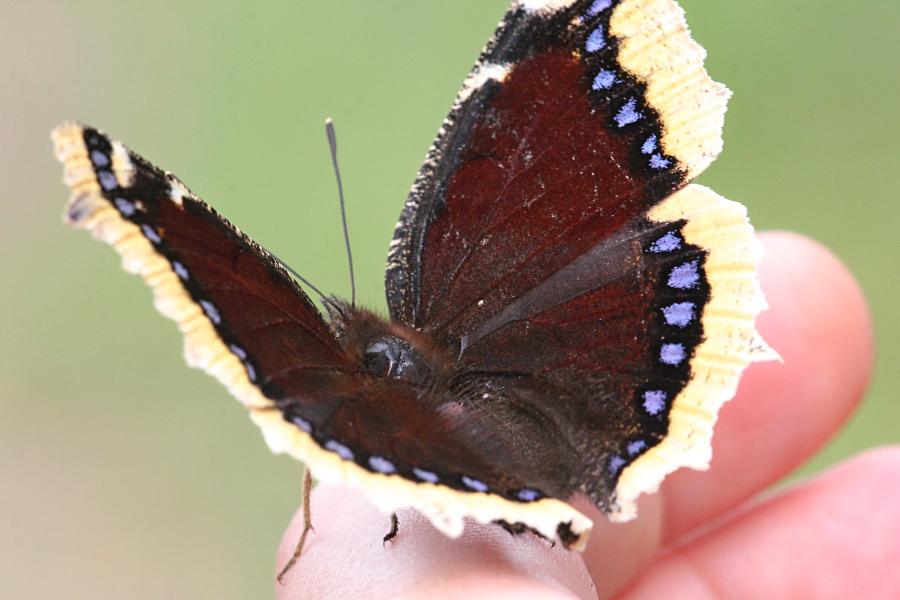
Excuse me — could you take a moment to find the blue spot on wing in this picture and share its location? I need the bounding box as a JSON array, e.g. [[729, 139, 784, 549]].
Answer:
[[200, 300, 221, 324], [290, 415, 312, 433], [461, 475, 489, 493], [413, 468, 439, 483], [325, 440, 354, 461], [592, 69, 616, 90], [608, 455, 627, 476], [650, 154, 671, 170], [172, 261, 190, 281], [586, 0, 613, 16], [668, 260, 701, 289], [643, 390, 667, 416], [649, 231, 682, 253], [97, 170, 117, 191], [369, 456, 396, 474], [586, 26, 606, 52], [113, 197, 136, 217], [141, 224, 162, 245], [627, 440, 648, 456], [516, 488, 542, 502], [244, 362, 257, 382], [660, 343, 686, 365], [662, 302, 695, 327], [615, 97, 643, 127], [90, 150, 109, 167]]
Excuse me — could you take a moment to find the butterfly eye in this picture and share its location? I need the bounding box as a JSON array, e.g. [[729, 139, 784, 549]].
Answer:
[[363, 336, 430, 383], [394, 347, 430, 383], [363, 339, 397, 377]]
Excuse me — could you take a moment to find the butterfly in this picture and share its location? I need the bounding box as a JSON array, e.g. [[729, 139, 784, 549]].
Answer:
[[53, 0, 773, 555]]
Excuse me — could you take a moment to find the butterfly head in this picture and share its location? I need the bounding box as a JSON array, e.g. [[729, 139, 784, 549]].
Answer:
[[329, 304, 444, 386]]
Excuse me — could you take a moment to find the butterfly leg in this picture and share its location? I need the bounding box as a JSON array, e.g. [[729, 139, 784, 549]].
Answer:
[[496, 519, 519, 537], [276, 468, 314, 583], [382, 513, 399, 546], [494, 520, 554, 546]]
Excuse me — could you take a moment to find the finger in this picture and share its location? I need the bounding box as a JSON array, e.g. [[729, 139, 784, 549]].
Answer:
[[275, 483, 597, 600], [620, 447, 900, 600], [573, 495, 664, 599], [660, 231, 874, 542]]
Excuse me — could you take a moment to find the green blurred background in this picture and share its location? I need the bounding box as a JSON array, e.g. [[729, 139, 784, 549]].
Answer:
[[2, 0, 897, 597]]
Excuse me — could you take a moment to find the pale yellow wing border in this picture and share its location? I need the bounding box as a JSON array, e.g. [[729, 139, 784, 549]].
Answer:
[[52, 123, 593, 549], [606, 0, 776, 519], [611, 184, 777, 520], [609, 0, 730, 180], [521, 0, 730, 180]]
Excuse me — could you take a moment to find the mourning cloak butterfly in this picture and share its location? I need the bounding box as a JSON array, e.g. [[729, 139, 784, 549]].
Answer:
[[53, 0, 774, 551]]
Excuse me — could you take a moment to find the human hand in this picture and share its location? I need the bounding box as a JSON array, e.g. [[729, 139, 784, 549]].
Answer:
[[275, 232, 897, 599]]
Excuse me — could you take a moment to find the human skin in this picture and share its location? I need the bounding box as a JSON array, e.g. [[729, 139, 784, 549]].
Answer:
[[274, 232, 898, 599]]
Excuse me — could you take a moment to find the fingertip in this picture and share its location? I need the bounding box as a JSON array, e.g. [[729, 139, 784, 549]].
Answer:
[[624, 446, 900, 600], [829, 444, 900, 492], [755, 231, 874, 394], [274, 484, 596, 599], [660, 232, 875, 542], [575, 494, 663, 599], [744, 230, 874, 435]]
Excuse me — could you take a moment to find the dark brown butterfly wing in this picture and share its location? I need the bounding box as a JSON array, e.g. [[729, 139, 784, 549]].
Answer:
[[53, 122, 593, 544], [388, 0, 708, 336], [56, 123, 352, 393], [386, 0, 773, 519]]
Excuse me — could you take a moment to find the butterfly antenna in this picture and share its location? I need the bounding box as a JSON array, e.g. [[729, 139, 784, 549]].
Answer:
[[326, 118, 356, 308], [270, 250, 342, 315]]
